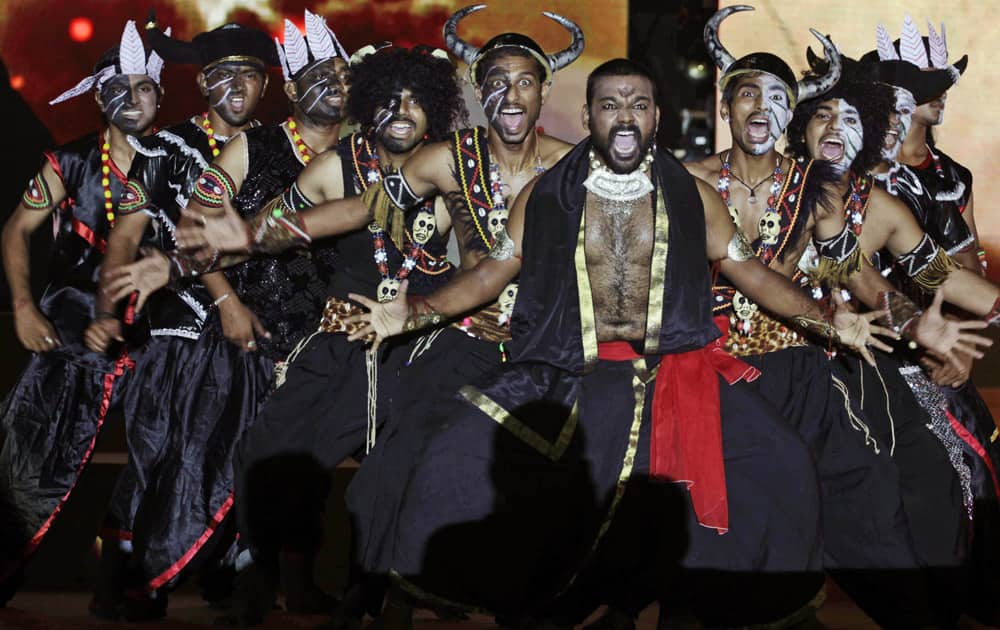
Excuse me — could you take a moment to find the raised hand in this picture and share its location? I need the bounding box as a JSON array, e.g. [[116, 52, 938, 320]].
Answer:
[[346, 279, 411, 351], [910, 290, 993, 372], [175, 192, 249, 252], [102, 247, 171, 312], [13, 303, 61, 352], [830, 291, 897, 366]]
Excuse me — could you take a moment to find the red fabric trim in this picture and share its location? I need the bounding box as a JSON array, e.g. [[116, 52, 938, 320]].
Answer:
[[913, 152, 934, 170], [42, 151, 63, 185], [99, 528, 133, 541], [945, 409, 1000, 499], [596, 332, 761, 534], [144, 493, 236, 592], [71, 218, 107, 253], [25, 350, 135, 554]]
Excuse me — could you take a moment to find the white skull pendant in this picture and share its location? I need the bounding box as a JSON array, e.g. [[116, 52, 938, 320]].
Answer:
[[732, 290, 757, 322], [487, 208, 509, 240], [411, 208, 437, 245], [376, 278, 401, 303], [497, 282, 518, 324], [758, 210, 781, 246]]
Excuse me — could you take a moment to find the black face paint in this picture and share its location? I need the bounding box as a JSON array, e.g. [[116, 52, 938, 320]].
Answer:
[[295, 59, 346, 125], [99, 74, 158, 134], [374, 87, 424, 154]]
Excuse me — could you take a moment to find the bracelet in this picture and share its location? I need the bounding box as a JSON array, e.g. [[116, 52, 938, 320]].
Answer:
[[213, 293, 231, 307], [876, 290, 923, 336], [790, 314, 840, 348], [402, 296, 443, 333]]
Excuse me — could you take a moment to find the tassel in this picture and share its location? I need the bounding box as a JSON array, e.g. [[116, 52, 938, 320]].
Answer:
[[812, 246, 863, 285], [911, 248, 960, 292]]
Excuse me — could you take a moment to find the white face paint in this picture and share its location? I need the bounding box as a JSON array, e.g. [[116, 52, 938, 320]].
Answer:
[[806, 98, 863, 174], [882, 87, 916, 161], [725, 73, 793, 156]]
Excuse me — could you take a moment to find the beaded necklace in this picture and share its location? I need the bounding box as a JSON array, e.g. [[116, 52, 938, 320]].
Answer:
[[352, 133, 442, 302], [99, 129, 128, 226], [717, 151, 784, 244], [200, 112, 221, 157], [844, 173, 871, 235], [286, 118, 314, 164], [925, 143, 944, 179]]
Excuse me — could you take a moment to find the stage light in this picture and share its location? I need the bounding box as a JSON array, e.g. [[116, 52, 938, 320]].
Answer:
[[69, 17, 94, 43], [10, 74, 25, 90]]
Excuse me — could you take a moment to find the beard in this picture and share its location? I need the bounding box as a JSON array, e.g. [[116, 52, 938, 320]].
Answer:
[[377, 116, 422, 154], [592, 123, 652, 174]]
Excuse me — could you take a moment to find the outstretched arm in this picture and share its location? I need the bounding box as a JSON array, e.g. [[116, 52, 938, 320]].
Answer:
[[698, 179, 893, 364], [346, 177, 532, 349]]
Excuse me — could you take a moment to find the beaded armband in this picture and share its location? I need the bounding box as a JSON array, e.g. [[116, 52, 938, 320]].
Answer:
[[876, 290, 923, 336], [488, 228, 516, 261], [360, 172, 423, 247], [812, 224, 863, 284], [192, 165, 237, 208], [897, 234, 960, 292], [726, 229, 755, 262], [21, 172, 54, 210], [985, 296, 1000, 327], [246, 201, 311, 255], [790, 314, 840, 345], [282, 181, 315, 213], [402, 296, 443, 334], [119, 179, 153, 215]]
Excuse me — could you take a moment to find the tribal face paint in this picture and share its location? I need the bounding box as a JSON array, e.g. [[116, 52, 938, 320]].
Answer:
[[373, 87, 428, 154], [913, 90, 947, 127], [883, 87, 916, 161], [200, 62, 266, 127], [722, 73, 793, 156], [585, 74, 658, 174], [293, 57, 350, 124], [98, 74, 159, 134], [805, 98, 863, 174], [474, 53, 545, 145]]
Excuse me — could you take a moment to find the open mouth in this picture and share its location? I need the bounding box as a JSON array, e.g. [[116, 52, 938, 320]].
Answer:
[[498, 107, 525, 134], [387, 121, 414, 137], [883, 128, 899, 148], [227, 95, 246, 113], [612, 129, 639, 158], [120, 109, 143, 120], [819, 137, 844, 162], [323, 93, 343, 107], [746, 116, 770, 143]]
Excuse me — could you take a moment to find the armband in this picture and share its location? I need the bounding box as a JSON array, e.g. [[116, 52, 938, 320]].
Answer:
[[875, 290, 923, 336], [119, 179, 153, 215], [488, 228, 516, 261], [402, 296, 443, 334], [192, 164, 237, 208], [897, 234, 960, 292], [790, 314, 840, 346], [726, 229, 755, 263], [360, 171, 423, 247], [985, 296, 1000, 327], [811, 224, 862, 284], [246, 201, 312, 255], [21, 172, 54, 210]]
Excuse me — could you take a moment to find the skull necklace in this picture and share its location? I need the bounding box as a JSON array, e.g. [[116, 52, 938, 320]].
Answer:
[[718, 151, 785, 247]]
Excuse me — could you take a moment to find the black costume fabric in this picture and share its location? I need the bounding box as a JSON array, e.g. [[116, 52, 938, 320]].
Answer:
[[234, 130, 454, 568], [356, 142, 823, 624], [0, 133, 140, 597]]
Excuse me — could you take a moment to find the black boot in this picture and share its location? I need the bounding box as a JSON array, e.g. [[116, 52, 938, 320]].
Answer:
[[281, 551, 338, 614], [217, 561, 278, 627], [89, 542, 129, 620]]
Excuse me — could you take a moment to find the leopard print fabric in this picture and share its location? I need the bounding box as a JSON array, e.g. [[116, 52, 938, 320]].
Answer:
[[319, 297, 373, 341], [725, 310, 810, 357]]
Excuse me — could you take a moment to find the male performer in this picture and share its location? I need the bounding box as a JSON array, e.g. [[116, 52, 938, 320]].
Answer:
[[343, 59, 891, 628], [882, 16, 984, 273], [0, 21, 162, 607], [687, 9, 976, 626], [217, 44, 465, 626], [80, 19, 278, 621]]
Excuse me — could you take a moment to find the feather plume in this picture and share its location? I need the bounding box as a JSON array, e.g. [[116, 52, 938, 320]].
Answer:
[[304, 10, 336, 62], [326, 25, 349, 60], [119, 20, 148, 75], [283, 19, 309, 77], [875, 24, 899, 61], [275, 37, 292, 80], [898, 14, 929, 67], [49, 74, 100, 105], [927, 21, 949, 68], [146, 27, 170, 84]]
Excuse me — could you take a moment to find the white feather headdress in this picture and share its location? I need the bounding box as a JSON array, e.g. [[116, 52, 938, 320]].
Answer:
[[275, 10, 348, 81]]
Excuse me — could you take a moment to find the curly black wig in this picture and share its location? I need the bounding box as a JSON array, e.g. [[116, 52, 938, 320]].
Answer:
[[348, 46, 467, 141], [786, 79, 894, 174]]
